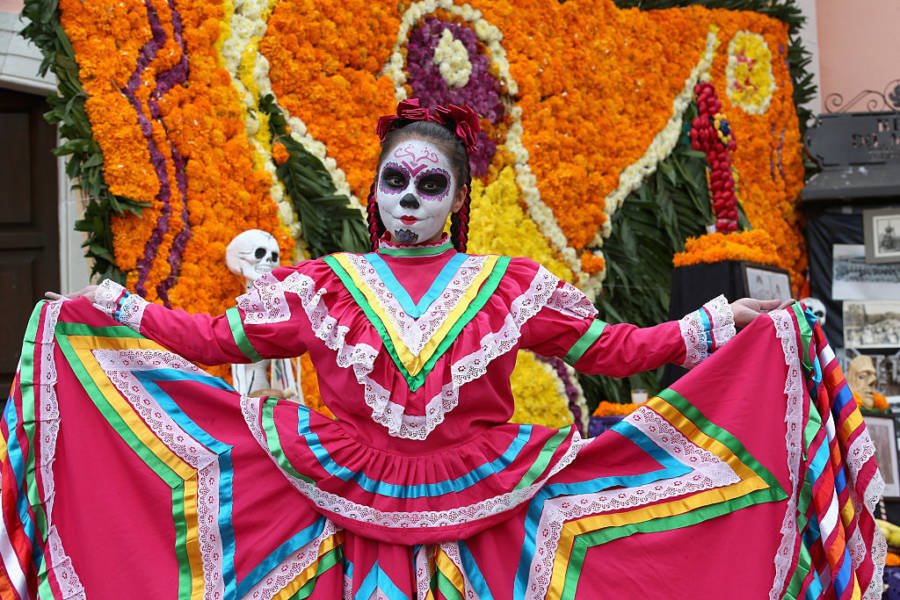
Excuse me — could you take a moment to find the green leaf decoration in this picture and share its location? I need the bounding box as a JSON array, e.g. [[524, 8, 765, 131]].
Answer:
[[258, 94, 369, 258]]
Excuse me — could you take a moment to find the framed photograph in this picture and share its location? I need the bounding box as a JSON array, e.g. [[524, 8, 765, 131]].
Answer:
[[843, 301, 900, 349], [832, 244, 900, 300], [742, 263, 792, 301], [862, 413, 900, 498], [864, 207, 900, 264]]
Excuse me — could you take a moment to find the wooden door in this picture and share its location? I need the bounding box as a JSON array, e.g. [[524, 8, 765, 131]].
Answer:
[[0, 88, 59, 395]]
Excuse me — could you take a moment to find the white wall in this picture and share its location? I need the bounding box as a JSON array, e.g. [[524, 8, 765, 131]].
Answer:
[[0, 9, 92, 293]]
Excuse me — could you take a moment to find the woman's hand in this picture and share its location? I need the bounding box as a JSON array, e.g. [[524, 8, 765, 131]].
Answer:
[[730, 297, 794, 328], [45, 285, 99, 303]]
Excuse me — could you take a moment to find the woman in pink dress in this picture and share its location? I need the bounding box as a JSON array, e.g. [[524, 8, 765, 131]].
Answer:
[[4, 100, 884, 599]]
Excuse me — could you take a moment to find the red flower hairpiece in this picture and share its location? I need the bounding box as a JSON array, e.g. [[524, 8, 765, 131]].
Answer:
[[376, 98, 480, 155]]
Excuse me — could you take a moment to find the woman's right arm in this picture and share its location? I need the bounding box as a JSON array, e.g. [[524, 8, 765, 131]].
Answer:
[[87, 269, 314, 365]]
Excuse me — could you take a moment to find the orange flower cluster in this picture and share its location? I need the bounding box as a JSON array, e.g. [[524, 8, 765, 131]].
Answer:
[[701, 10, 807, 294], [592, 400, 641, 417], [260, 1, 400, 197], [673, 230, 781, 268], [854, 391, 890, 412], [58, 0, 809, 381], [59, 0, 157, 212], [580, 252, 606, 275], [886, 552, 900, 566], [61, 0, 293, 322], [272, 141, 290, 165]]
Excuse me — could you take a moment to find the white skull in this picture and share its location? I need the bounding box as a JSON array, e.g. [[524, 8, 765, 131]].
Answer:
[[801, 297, 827, 325], [226, 230, 280, 288]]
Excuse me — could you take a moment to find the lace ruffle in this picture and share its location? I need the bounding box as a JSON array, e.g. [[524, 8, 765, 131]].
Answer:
[[36, 302, 86, 599], [242, 395, 588, 531], [524, 406, 740, 600], [677, 294, 735, 368], [243, 262, 566, 440], [544, 280, 598, 320], [93, 279, 148, 331], [767, 308, 806, 599]]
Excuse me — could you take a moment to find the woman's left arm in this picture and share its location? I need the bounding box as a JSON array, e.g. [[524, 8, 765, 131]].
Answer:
[[519, 282, 782, 377]]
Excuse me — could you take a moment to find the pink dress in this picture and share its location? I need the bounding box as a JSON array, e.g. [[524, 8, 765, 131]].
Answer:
[[0, 235, 884, 599]]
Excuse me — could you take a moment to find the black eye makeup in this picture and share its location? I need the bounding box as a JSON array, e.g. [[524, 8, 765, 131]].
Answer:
[[416, 168, 451, 200], [379, 162, 408, 194]]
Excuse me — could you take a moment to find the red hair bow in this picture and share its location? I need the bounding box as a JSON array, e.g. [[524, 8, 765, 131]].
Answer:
[[376, 98, 481, 155]]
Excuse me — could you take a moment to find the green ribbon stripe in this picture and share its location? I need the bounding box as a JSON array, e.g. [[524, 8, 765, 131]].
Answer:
[[562, 320, 607, 366], [172, 483, 193, 600], [377, 240, 454, 258], [289, 547, 343, 599], [226, 307, 264, 363], [557, 388, 789, 600], [514, 428, 570, 491], [18, 302, 51, 594], [261, 398, 315, 484], [54, 321, 195, 596], [323, 254, 510, 392], [436, 569, 465, 600]]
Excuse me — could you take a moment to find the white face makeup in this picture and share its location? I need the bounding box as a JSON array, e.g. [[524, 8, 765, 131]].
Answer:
[[376, 138, 460, 245]]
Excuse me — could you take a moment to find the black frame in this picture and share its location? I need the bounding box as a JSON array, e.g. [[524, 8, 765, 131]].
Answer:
[[863, 207, 900, 264], [862, 412, 900, 498], [740, 263, 792, 301]]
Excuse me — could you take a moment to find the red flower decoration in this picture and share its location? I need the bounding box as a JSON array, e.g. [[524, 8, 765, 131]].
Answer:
[[376, 98, 481, 155]]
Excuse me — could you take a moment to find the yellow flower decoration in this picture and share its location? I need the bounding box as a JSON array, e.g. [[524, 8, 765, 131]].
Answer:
[[726, 31, 775, 115]]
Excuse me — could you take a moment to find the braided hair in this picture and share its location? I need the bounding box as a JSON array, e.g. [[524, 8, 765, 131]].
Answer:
[[369, 120, 472, 253]]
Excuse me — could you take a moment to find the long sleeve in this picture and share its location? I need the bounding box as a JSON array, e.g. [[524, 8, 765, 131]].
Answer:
[[519, 280, 735, 377], [92, 269, 315, 365]]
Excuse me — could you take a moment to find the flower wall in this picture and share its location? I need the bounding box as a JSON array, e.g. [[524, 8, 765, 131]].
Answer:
[[30, 0, 807, 425]]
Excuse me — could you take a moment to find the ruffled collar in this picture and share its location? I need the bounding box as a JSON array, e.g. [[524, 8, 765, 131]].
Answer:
[[377, 233, 455, 258]]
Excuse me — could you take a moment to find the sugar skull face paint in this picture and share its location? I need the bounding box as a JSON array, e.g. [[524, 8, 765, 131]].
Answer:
[[376, 139, 460, 245]]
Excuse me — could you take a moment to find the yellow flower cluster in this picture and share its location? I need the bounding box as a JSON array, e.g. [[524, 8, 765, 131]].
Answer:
[[57, 0, 809, 423], [467, 166, 573, 282], [509, 352, 575, 430], [726, 31, 775, 115]]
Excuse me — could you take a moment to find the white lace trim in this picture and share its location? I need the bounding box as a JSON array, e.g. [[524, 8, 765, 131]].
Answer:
[[543, 280, 598, 320], [93, 279, 148, 332], [36, 301, 87, 599], [241, 396, 590, 529], [767, 309, 806, 600], [523, 406, 740, 600], [94, 348, 226, 598], [240, 264, 564, 440], [244, 520, 341, 599], [93, 279, 125, 316], [677, 294, 735, 369], [342, 253, 489, 355]]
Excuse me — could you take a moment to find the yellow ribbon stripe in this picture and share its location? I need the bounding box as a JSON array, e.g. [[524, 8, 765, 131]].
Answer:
[[546, 397, 771, 598], [68, 334, 207, 599], [270, 533, 343, 600], [333, 254, 498, 376]]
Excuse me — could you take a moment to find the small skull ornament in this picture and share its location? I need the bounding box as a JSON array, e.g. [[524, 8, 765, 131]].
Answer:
[[801, 297, 826, 325], [226, 230, 280, 289]]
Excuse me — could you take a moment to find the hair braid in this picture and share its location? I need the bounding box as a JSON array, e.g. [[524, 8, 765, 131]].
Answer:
[[450, 174, 472, 253], [366, 180, 384, 251]]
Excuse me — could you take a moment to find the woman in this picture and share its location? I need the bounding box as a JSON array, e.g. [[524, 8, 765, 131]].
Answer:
[[11, 100, 883, 599]]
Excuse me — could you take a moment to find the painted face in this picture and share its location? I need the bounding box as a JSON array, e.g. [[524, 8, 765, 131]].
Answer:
[[376, 138, 459, 245]]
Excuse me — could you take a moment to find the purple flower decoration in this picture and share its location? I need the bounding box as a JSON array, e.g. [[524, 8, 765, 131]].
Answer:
[[405, 17, 505, 177]]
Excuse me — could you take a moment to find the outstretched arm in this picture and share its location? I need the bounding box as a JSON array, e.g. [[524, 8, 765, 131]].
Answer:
[[520, 280, 781, 377], [53, 272, 314, 365]]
